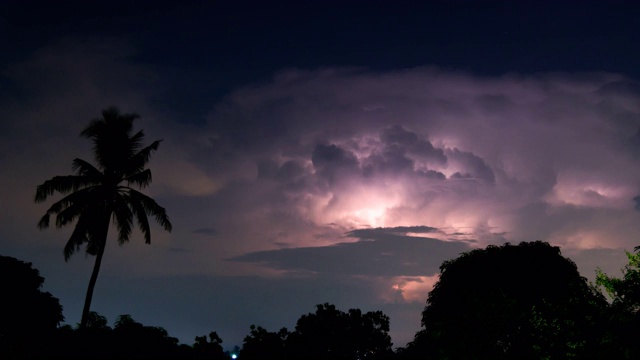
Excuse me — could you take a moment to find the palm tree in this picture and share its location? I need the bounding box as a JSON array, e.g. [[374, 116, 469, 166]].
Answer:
[[35, 107, 172, 329]]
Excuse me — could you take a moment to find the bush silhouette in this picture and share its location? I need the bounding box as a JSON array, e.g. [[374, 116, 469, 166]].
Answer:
[[407, 241, 606, 360], [0, 255, 63, 358], [286, 303, 393, 360]]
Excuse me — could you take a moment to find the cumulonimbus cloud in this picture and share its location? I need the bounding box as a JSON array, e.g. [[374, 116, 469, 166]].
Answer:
[[4, 39, 640, 349], [199, 67, 640, 255]]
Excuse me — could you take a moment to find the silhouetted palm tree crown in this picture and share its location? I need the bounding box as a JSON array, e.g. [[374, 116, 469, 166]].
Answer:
[[35, 107, 171, 328]]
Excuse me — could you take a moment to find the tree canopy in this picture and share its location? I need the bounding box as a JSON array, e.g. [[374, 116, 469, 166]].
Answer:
[[240, 325, 288, 360], [407, 241, 606, 360], [597, 250, 640, 313], [596, 251, 640, 359], [7, 241, 640, 359], [286, 303, 393, 360], [0, 255, 64, 358]]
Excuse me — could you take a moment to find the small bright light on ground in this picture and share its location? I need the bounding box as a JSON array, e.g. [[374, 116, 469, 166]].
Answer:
[[231, 355, 237, 359]]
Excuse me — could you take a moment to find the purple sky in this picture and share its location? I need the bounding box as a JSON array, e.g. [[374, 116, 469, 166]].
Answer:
[[2, 1, 640, 350]]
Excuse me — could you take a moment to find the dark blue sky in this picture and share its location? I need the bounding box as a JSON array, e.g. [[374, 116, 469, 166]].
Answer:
[[4, 1, 637, 72], [3, 1, 639, 123]]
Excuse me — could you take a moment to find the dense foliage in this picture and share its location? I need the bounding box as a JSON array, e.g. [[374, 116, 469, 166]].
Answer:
[[404, 241, 607, 359], [240, 303, 394, 360], [0, 255, 63, 358], [240, 325, 288, 359], [6, 241, 640, 358], [596, 251, 640, 359], [286, 303, 393, 359]]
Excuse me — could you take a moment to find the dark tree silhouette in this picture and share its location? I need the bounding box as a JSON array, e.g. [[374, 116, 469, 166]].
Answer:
[[53, 312, 188, 359], [111, 314, 180, 358], [240, 325, 289, 360], [35, 107, 172, 329], [406, 241, 606, 360], [596, 250, 640, 358], [192, 331, 227, 359], [83, 311, 111, 331], [286, 303, 393, 360], [597, 250, 640, 313], [0, 255, 64, 358]]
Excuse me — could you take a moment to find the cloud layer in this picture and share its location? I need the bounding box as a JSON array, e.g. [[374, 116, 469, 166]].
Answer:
[[198, 67, 640, 252], [1, 39, 639, 347]]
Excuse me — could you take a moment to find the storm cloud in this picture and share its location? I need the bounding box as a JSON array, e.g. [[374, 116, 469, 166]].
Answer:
[[196, 67, 640, 253], [2, 38, 640, 347]]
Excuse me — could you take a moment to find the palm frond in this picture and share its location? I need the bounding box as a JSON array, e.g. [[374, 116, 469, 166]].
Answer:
[[129, 130, 145, 153], [127, 189, 172, 232], [35, 175, 95, 202], [38, 213, 51, 229], [40, 187, 95, 215], [124, 140, 161, 176], [124, 169, 152, 189], [80, 108, 139, 140], [82, 108, 141, 173], [129, 195, 151, 243], [38, 188, 94, 229], [72, 158, 104, 181], [65, 215, 91, 261], [55, 202, 87, 228], [79, 118, 105, 138], [112, 110, 139, 132], [112, 195, 134, 245]]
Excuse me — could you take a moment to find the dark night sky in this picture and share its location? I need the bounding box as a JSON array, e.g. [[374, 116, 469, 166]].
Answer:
[[1, 0, 640, 349], [4, 1, 639, 122]]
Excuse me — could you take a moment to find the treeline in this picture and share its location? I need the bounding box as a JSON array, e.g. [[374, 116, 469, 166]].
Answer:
[[3, 241, 640, 359]]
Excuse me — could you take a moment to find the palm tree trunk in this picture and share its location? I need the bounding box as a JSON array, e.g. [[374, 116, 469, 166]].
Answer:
[[79, 214, 110, 329]]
